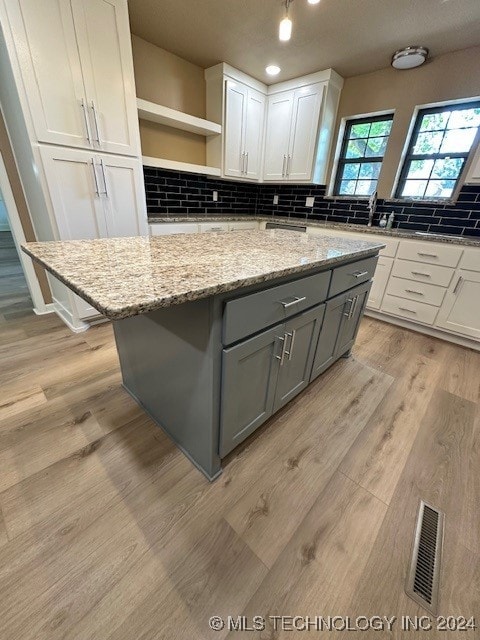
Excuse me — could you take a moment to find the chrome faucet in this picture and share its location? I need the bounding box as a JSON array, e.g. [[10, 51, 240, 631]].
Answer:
[[368, 190, 377, 227]]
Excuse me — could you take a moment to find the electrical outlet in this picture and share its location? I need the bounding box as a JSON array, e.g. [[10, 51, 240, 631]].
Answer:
[[213, 191, 218, 202], [306, 197, 315, 207], [273, 195, 279, 205]]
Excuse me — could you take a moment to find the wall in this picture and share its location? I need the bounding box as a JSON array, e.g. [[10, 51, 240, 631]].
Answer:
[[331, 45, 480, 198], [144, 166, 480, 238], [0, 189, 8, 230], [131, 35, 207, 164]]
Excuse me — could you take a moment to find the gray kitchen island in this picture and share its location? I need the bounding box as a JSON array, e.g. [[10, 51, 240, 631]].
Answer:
[[23, 229, 384, 479]]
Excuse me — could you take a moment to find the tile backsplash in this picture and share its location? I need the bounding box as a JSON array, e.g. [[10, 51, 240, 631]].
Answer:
[[144, 166, 480, 238]]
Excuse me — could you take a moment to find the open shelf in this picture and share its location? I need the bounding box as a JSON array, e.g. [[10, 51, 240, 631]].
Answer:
[[137, 98, 222, 136], [142, 156, 221, 177]]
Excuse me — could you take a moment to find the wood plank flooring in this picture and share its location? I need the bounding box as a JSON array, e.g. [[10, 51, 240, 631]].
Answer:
[[0, 249, 479, 639]]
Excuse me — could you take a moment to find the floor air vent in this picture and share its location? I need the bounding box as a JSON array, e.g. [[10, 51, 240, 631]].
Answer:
[[406, 500, 444, 614]]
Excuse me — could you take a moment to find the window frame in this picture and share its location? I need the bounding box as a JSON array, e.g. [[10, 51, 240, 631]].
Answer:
[[332, 113, 394, 198], [394, 101, 480, 200]]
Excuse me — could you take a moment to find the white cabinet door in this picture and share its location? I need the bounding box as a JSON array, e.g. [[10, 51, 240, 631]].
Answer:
[[198, 222, 229, 233], [367, 256, 393, 310], [5, 0, 91, 149], [99, 155, 148, 237], [150, 223, 199, 235], [39, 146, 107, 240], [243, 88, 266, 180], [287, 84, 324, 181], [263, 91, 294, 181], [224, 80, 247, 178], [465, 143, 480, 183], [73, 0, 140, 157], [435, 270, 480, 339]]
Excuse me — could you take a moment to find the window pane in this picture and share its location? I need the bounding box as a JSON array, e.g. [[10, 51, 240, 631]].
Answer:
[[370, 120, 393, 136], [350, 123, 371, 138], [431, 157, 464, 180], [413, 131, 444, 154], [406, 159, 434, 179], [402, 180, 427, 198], [420, 111, 450, 132], [440, 128, 477, 153], [365, 137, 388, 157], [425, 180, 456, 198], [447, 108, 480, 129], [356, 180, 377, 196], [359, 162, 381, 179], [342, 163, 361, 180], [339, 180, 356, 195], [346, 139, 366, 158]]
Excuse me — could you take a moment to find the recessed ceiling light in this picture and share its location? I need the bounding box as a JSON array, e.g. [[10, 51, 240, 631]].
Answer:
[[392, 46, 429, 69], [266, 65, 281, 76], [308, 0, 321, 4]]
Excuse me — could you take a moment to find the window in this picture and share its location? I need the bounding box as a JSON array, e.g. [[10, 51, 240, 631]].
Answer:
[[334, 114, 393, 197], [396, 102, 480, 200]]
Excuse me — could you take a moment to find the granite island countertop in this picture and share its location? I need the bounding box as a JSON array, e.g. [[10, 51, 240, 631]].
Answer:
[[22, 229, 384, 320], [148, 215, 480, 247]]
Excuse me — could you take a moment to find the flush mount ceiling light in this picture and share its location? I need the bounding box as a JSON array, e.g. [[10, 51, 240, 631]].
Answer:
[[391, 46, 429, 70], [279, 0, 293, 41], [266, 65, 281, 76], [308, 0, 321, 4]]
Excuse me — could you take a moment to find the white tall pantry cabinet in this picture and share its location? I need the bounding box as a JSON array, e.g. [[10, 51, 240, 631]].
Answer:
[[0, 0, 147, 331]]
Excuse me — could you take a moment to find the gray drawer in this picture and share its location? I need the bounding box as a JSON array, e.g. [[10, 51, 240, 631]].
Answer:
[[329, 256, 378, 298], [223, 270, 331, 345]]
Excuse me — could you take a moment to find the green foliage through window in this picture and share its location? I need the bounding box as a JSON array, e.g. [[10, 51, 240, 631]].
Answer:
[[396, 102, 480, 200], [334, 115, 393, 196]]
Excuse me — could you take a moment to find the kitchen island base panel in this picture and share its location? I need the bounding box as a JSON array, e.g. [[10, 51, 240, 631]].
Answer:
[[113, 297, 224, 480]]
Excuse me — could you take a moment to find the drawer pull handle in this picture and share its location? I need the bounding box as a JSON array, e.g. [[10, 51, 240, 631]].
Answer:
[[418, 252, 438, 258], [280, 296, 306, 309], [411, 271, 431, 278], [399, 306, 417, 314], [453, 276, 463, 295], [275, 335, 286, 366], [351, 270, 369, 278], [405, 289, 424, 296]]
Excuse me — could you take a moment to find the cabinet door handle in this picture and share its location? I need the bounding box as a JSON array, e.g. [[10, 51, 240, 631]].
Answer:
[[275, 335, 287, 366], [284, 330, 296, 361], [100, 159, 108, 197], [344, 297, 355, 318], [81, 99, 92, 144], [453, 275, 463, 295], [405, 289, 424, 296], [418, 252, 438, 258], [351, 270, 369, 278], [350, 295, 359, 319], [411, 270, 431, 278], [91, 158, 100, 196], [287, 155, 291, 177], [279, 296, 306, 309], [399, 306, 417, 314], [282, 155, 287, 178], [91, 101, 101, 143], [245, 152, 249, 174]]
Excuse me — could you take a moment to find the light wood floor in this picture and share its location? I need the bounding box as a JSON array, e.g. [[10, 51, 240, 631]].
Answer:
[[0, 240, 479, 639]]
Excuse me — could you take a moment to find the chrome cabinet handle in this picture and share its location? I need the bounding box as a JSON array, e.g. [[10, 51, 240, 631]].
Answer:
[[418, 252, 438, 258], [91, 101, 101, 143], [279, 296, 306, 309], [282, 155, 287, 178], [240, 152, 245, 174], [405, 289, 424, 296], [411, 271, 431, 278], [100, 159, 108, 197], [81, 99, 92, 144], [284, 330, 296, 361], [275, 335, 287, 366], [399, 306, 417, 314], [349, 295, 359, 319], [286, 155, 291, 177], [343, 297, 355, 318], [91, 158, 100, 196], [453, 275, 463, 295], [245, 152, 249, 174], [351, 270, 369, 278]]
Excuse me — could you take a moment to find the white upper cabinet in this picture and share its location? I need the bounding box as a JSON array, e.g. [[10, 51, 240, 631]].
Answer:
[[287, 84, 324, 181], [435, 269, 480, 340], [5, 0, 139, 156], [224, 80, 265, 180], [263, 92, 294, 181]]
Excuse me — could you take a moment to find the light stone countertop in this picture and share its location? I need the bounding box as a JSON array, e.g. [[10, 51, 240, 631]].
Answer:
[[22, 229, 384, 320], [148, 215, 480, 247]]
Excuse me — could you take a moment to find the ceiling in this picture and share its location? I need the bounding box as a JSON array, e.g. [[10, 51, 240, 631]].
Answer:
[[128, 0, 480, 82]]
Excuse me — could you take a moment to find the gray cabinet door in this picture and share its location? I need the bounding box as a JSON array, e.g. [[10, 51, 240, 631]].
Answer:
[[273, 304, 325, 411], [310, 293, 348, 381], [336, 281, 372, 356], [219, 325, 283, 457]]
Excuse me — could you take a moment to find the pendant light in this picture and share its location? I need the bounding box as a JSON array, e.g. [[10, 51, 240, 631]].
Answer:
[[279, 0, 293, 41]]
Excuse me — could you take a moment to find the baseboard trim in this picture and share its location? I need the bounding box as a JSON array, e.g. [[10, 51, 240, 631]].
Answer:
[[365, 309, 480, 352], [53, 298, 90, 333], [33, 302, 55, 315]]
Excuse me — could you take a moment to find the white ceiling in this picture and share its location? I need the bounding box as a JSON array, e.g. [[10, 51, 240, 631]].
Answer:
[[128, 0, 480, 82]]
